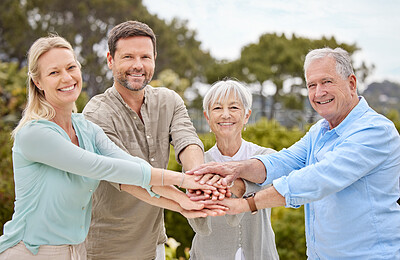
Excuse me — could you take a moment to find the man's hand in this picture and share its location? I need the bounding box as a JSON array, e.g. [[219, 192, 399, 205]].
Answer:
[[186, 159, 267, 185], [186, 161, 243, 186], [216, 197, 250, 215]]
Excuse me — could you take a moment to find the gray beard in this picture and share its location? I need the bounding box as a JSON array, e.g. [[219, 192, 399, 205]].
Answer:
[[117, 78, 148, 92]]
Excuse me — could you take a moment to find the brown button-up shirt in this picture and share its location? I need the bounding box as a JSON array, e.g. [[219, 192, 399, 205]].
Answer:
[[83, 85, 203, 260]]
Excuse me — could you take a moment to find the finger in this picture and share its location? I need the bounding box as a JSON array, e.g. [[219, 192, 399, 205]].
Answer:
[[185, 162, 218, 175], [188, 194, 211, 201], [218, 188, 227, 194], [202, 189, 212, 194], [203, 204, 229, 210], [212, 189, 220, 196], [211, 194, 219, 201], [199, 173, 214, 184], [206, 174, 222, 185], [181, 210, 208, 219]]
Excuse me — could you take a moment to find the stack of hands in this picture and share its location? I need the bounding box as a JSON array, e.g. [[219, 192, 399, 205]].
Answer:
[[178, 162, 241, 218]]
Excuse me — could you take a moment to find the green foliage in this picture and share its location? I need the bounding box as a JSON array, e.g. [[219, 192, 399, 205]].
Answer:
[[386, 109, 400, 133], [205, 33, 368, 120], [0, 127, 14, 236], [271, 207, 306, 259], [0, 61, 28, 126], [151, 69, 190, 103], [0, 0, 215, 97]]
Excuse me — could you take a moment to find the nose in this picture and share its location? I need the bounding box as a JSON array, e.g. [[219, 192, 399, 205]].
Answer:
[[221, 108, 231, 119], [131, 57, 144, 70], [61, 70, 73, 82], [315, 84, 327, 98]]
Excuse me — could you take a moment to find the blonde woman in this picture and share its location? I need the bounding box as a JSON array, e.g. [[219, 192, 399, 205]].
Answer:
[[0, 35, 220, 260]]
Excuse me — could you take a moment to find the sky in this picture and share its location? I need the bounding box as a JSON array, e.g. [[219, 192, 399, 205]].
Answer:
[[143, 0, 400, 87]]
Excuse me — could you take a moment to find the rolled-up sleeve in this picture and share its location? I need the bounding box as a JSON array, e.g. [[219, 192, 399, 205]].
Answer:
[[169, 92, 204, 164], [258, 123, 392, 208]]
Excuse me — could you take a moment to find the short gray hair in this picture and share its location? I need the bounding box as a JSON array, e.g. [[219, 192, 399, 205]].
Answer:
[[304, 47, 354, 79], [203, 79, 252, 117]]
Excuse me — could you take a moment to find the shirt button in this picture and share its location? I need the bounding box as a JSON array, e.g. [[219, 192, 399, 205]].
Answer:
[[80, 226, 84, 229], [150, 158, 155, 162], [238, 243, 242, 247], [89, 189, 93, 193], [82, 206, 85, 210], [133, 116, 137, 120], [146, 135, 151, 139]]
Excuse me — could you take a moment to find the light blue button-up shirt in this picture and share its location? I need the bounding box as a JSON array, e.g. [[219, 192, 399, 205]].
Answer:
[[255, 97, 400, 259], [0, 114, 153, 255]]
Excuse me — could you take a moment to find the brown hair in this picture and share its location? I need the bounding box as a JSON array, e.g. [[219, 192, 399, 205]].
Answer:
[[108, 20, 157, 58]]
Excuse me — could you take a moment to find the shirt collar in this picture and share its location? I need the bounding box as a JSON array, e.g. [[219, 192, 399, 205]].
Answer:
[[323, 96, 369, 136], [110, 84, 150, 106]]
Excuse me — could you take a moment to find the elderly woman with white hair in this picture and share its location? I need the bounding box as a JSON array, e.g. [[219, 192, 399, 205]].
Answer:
[[188, 79, 279, 260]]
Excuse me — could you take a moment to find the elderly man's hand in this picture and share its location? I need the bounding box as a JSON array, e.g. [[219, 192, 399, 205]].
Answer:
[[186, 161, 244, 187]]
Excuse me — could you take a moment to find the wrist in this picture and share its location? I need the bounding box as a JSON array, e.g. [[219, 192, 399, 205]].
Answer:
[[243, 192, 258, 215], [164, 170, 180, 186]]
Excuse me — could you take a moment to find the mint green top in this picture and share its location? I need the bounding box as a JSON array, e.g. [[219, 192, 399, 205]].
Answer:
[[0, 114, 152, 255]]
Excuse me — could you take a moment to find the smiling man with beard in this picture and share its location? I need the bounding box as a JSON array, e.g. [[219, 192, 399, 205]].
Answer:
[[83, 21, 206, 260]]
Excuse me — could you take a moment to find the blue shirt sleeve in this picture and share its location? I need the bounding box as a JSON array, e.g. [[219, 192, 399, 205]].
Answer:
[[257, 123, 392, 208]]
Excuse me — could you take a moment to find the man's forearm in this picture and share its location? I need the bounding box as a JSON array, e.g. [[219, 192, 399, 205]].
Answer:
[[179, 144, 204, 171], [255, 186, 286, 209], [237, 159, 267, 184]]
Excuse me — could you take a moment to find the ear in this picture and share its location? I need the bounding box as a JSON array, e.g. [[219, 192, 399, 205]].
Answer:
[[203, 111, 210, 124], [107, 52, 113, 69], [348, 74, 357, 92], [33, 78, 41, 90], [244, 109, 252, 124]]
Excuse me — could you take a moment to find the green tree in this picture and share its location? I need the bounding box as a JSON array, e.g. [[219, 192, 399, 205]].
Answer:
[[151, 69, 190, 102], [0, 0, 215, 97], [0, 61, 27, 126], [206, 33, 367, 121], [0, 61, 27, 235]]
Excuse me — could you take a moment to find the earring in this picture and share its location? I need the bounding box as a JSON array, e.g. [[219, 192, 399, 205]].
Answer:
[[244, 125, 247, 131], [209, 128, 212, 133]]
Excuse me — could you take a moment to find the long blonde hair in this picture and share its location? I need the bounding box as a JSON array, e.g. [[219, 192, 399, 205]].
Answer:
[[12, 35, 81, 138]]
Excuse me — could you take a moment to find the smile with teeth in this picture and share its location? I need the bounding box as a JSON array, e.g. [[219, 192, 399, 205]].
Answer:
[[128, 73, 144, 77], [317, 98, 334, 104], [59, 85, 75, 92], [219, 122, 234, 126]]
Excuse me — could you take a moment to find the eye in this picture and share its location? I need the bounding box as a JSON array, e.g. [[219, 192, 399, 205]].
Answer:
[[123, 55, 132, 59], [49, 71, 58, 76], [230, 106, 240, 110], [307, 83, 316, 89], [212, 106, 222, 110], [68, 65, 77, 70], [323, 80, 333, 85]]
